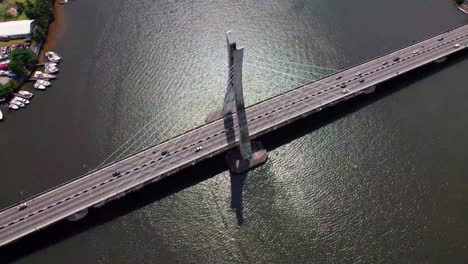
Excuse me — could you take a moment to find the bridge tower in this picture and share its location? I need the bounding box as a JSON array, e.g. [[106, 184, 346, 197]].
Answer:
[[207, 31, 268, 174]]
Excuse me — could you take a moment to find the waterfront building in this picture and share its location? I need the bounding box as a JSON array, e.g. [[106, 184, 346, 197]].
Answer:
[[0, 20, 34, 41]]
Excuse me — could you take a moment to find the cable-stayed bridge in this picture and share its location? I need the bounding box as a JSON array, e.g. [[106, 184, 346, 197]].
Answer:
[[1, 24, 468, 247]]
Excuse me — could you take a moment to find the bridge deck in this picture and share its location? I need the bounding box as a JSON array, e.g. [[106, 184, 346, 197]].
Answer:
[[1, 24, 468, 247]]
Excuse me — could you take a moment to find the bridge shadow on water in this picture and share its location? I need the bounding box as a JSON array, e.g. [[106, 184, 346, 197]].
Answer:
[[1, 50, 467, 262]]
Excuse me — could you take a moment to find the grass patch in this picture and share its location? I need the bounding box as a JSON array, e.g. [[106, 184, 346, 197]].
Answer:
[[0, 0, 36, 22]]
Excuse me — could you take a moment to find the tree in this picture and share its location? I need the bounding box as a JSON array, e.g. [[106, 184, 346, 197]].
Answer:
[[24, 0, 36, 19], [0, 80, 16, 98], [8, 48, 37, 78], [32, 26, 46, 42], [456, 0, 465, 5], [16, 2, 25, 15], [8, 60, 27, 78], [10, 48, 37, 68]]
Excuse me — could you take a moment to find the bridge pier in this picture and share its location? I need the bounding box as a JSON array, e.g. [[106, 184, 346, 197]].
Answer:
[[67, 208, 88, 221], [363, 85, 377, 94], [226, 141, 268, 174], [434, 56, 447, 63]]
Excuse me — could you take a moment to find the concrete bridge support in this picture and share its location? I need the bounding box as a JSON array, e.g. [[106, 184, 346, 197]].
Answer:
[[434, 56, 447, 63], [363, 85, 377, 94], [67, 208, 88, 221], [207, 31, 267, 174]]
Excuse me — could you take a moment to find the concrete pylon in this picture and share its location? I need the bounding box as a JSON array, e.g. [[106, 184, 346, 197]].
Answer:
[[222, 30, 237, 115], [222, 31, 268, 174]]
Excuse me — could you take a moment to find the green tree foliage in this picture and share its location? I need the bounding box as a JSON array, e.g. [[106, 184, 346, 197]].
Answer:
[[0, 80, 16, 98], [16, 2, 25, 15], [456, 0, 465, 5], [24, 0, 53, 42], [24, 0, 36, 19], [8, 48, 37, 78]]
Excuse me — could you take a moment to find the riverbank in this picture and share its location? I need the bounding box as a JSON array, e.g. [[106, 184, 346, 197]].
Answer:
[[0, 0, 65, 119], [453, 0, 468, 13]]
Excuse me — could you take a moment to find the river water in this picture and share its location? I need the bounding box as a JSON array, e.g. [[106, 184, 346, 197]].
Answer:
[[1, 0, 467, 263]]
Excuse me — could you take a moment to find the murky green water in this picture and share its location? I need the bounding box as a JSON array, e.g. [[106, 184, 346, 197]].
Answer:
[[1, 0, 467, 262]]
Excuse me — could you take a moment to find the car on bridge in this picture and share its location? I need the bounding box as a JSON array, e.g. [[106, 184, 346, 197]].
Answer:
[[16, 203, 28, 211], [194, 146, 203, 152]]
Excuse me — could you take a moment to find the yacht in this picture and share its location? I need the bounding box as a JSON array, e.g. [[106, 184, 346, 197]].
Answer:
[[44, 66, 59, 74], [36, 80, 50, 86], [18, 90, 34, 99], [9, 104, 19, 110], [13, 96, 29, 104], [10, 100, 25, 108], [34, 71, 56, 79], [34, 83, 47, 90], [0, 109, 3, 120], [45, 51, 61, 62]]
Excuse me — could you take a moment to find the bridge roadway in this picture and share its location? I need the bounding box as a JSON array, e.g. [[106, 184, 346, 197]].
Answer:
[[1, 24, 468, 247]]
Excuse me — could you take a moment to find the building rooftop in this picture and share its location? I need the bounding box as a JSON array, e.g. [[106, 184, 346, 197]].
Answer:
[[0, 20, 34, 37]]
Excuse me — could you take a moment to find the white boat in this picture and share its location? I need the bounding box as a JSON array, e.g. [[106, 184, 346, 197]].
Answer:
[[0, 109, 3, 120], [44, 66, 59, 74], [45, 51, 61, 62], [18, 90, 34, 98], [34, 71, 56, 79], [36, 80, 50, 86], [34, 83, 47, 90], [13, 96, 29, 104], [10, 100, 25, 108], [9, 104, 19, 110], [45, 62, 57, 67]]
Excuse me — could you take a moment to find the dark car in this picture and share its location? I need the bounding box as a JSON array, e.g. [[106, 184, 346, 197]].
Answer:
[[340, 83, 347, 88], [359, 79, 365, 83], [112, 171, 121, 177], [438, 36, 444, 41], [335, 76, 342, 80], [393, 57, 400, 62], [161, 150, 169, 156]]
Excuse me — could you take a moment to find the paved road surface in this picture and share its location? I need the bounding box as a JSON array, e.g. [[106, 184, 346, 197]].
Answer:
[[1, 24, 467, 247]]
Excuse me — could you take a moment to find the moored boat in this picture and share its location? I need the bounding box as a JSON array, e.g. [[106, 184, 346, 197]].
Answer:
[[9, 104, 19, 110], [34, 71, 56, 79], [44, 51, 61, 62], [0, 109, 3, 120], [44, 66, 59, 74], [36, 80, 50, 86], [34, 83, 47, 90], [13, 96, 29, 104], [10, 100, 25, 108], [17, 90, 34, 99]]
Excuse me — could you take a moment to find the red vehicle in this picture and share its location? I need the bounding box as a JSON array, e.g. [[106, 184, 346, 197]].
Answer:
[[0, 64, 8, 70]]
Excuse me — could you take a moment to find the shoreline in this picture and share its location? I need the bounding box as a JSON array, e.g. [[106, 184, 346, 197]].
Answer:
[[452, 0, 468, 13], [0, 0, 65, 116], [36, 0, 65, 62]]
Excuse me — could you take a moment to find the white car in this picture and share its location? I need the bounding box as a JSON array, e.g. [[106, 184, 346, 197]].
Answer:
[[341, 88, 350, 94], [454, 43, 460, 49], [194, 146, 203, 152], [412, 50, 419, 54]]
